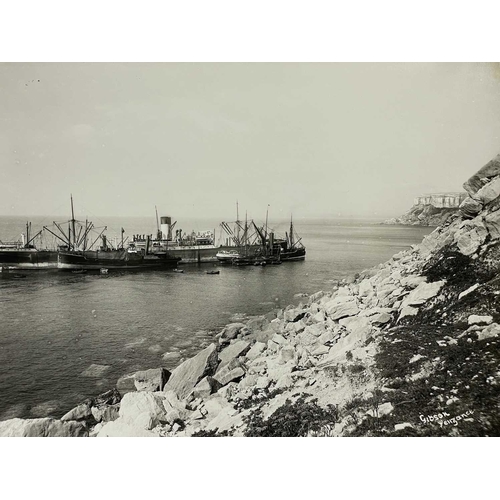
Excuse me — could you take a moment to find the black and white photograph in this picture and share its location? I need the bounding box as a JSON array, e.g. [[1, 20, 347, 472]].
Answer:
[[0, 1, 497, 497]]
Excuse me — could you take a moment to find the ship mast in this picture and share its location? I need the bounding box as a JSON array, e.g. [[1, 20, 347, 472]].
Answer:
[[290, 214, 294, 248], [70, 194, 76, 250], [155, 205, 161, 240], [236, 201, 240, 246]]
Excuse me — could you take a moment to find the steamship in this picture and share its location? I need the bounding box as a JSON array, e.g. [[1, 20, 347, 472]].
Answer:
[[130, 214, 261, 264], [55, 197, 180, 271], [131, 210, 306, 264], [0, 222, 58, 270]]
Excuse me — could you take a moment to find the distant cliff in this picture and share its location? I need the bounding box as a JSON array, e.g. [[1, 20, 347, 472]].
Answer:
[[384, 192, 467, 226]]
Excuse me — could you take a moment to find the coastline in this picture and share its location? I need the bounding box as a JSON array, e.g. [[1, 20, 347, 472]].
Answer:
[[2, 160, 500, 436]]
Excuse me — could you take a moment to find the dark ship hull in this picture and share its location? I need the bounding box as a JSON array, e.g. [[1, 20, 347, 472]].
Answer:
[[0, 249, 59, 270], [279, 247, 306, 261], [58, 250, 180, 271]]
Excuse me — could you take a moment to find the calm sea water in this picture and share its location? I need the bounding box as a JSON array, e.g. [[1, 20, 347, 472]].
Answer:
[[0, 216, 432, 420]]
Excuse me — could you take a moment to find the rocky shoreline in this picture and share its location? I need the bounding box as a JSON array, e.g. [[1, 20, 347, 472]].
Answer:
[[2, 156, 500, 437]]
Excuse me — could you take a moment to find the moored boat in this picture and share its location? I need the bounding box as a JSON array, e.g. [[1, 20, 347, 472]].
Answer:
[[0, 222, 59, 270], [55, 197, 181, 272]]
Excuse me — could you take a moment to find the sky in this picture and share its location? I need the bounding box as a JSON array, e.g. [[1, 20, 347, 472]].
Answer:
[[1, 62, 500, 221]]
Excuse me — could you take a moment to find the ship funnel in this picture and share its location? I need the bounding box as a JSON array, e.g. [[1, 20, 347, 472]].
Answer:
[[160, 216, 172, 241]]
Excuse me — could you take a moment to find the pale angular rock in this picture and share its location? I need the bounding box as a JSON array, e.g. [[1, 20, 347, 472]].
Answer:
[[213, 366, 245, 386], [119, 392, 167, 429], [312, 310, 325, 323], [398, 306, 419, 321], [0, 418, 88, 437], [370, 312, 392, 326], [218, 340, 250, 368], [463, 154, 500, 195], [163, 343, 219, 399], [477, 323, 500, 341], [339, 316, 371, 333], [296, 329, 318, 347], [325, 296, 359, 320], [455, 225, 488, 256], [399, 276, 427, 289], [472, 176, 500, 205], [275, 374, 294, 389], [468, 315, 493, 326], [459, 284, 480, 300], [61, 403, 92, 422], [256, 376, 270, 389], [318, 330, 335, 345], [272, 333, 286, 345], [192, 376, 221, 399], [238, 374, 259, 389], [293, 320, 307, 333], [318, 320, 372, 367], [395, 422, 414, 431], [217, 382, 238, 399], [279, 345, 297, 364], [267, 362, 295, 382], [459, 197, 483, 218], [409, 354, 425, 364], [284, 308, 304, 323], [358, 279, 373, 298], [310, 344, 329, 356], [376, 283, 397, 301], [245, 342, 266, 361], [162, 390, 187, 411], [220, 323, 247, 341], [400, 281, 445, 309], [133, 368, 170, 392], [205, 408, 245, 433]]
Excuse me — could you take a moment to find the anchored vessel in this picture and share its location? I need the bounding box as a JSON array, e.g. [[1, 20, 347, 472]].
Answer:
[[0, 222, 58, 270], [55, 197, 180, 271], [131, 206, 260, 264]]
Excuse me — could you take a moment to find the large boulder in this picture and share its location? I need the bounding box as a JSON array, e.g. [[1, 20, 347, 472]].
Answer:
[[459, 197, 483, 218], [60, 403, 93, 422], [0, 418, 88, 437], [213, 365, 245, 386], [218, 340, 250, 368], [454, 223, 488, 256], [400, 280, 445, 309], [118, 391, 167, 430], [163, 343, 219, 399], [324, 296, 359, 321], [463, 154, 500, 196], [480, 177, 500, 205]]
